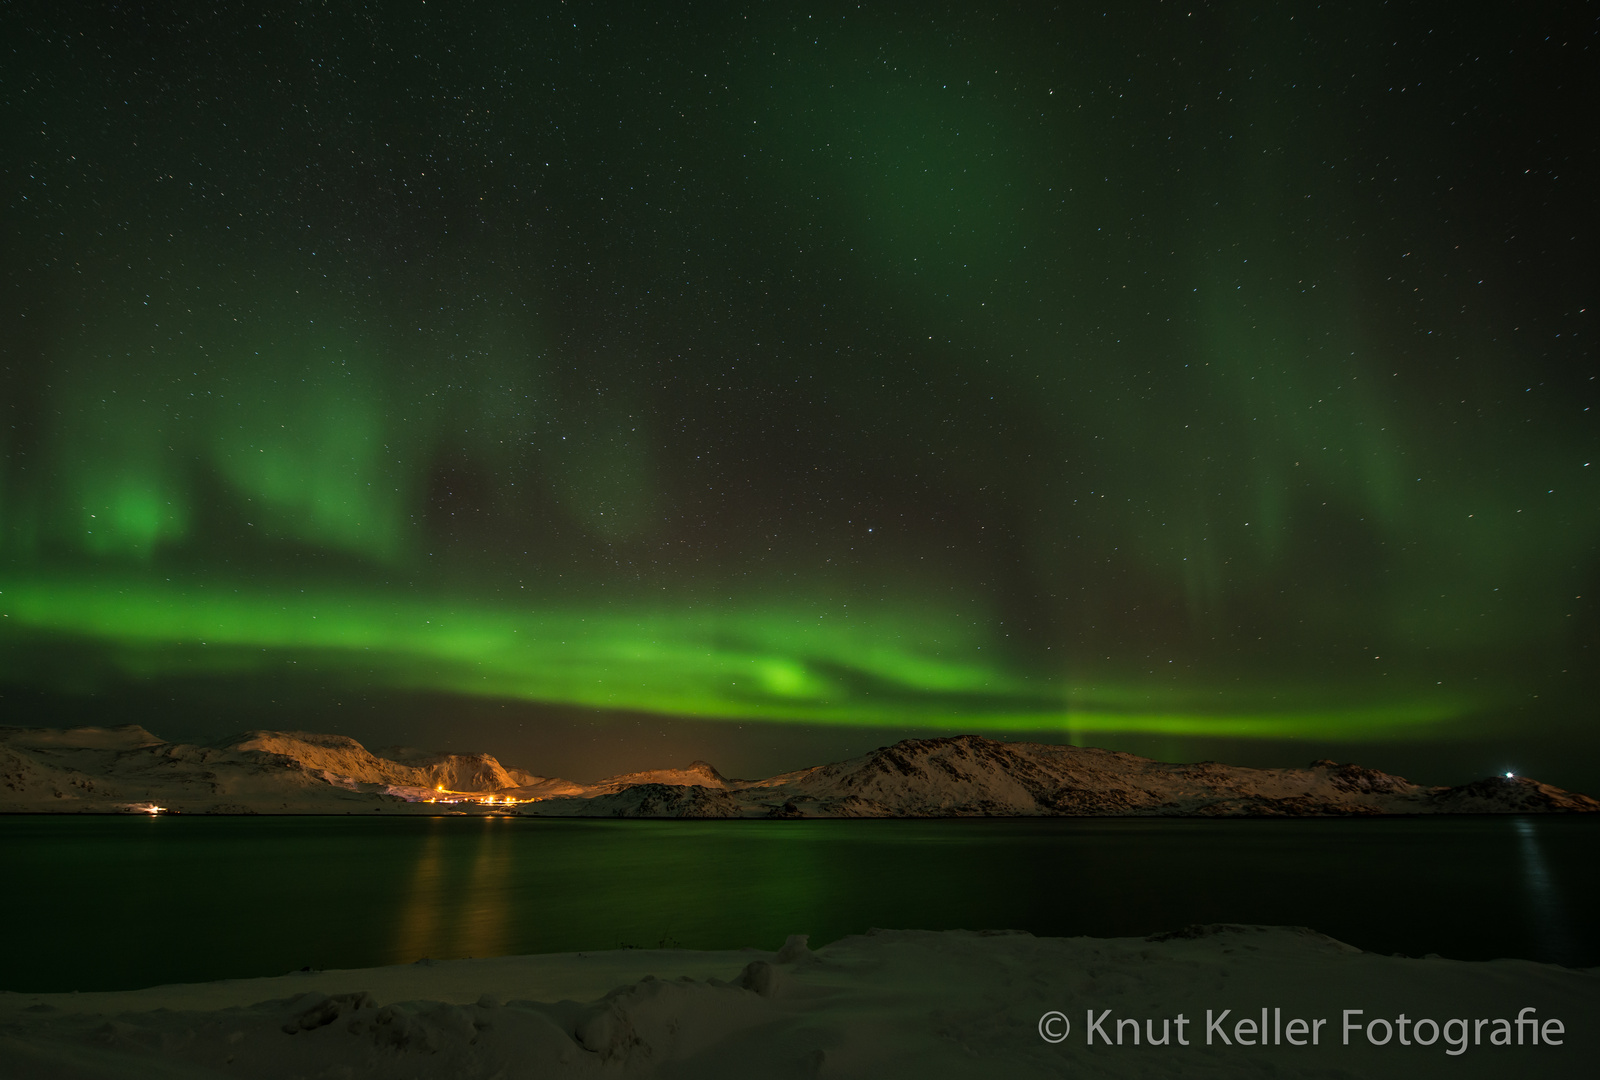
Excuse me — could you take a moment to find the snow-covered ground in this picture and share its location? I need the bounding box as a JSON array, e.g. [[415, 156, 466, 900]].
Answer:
[[1, 925, 1592, 1078]]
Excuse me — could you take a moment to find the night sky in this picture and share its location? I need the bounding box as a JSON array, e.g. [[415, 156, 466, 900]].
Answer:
[[3, 3, 1596, 787]]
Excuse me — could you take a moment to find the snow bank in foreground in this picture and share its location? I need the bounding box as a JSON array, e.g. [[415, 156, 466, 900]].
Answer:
[[1, 925, 1593, 1078]]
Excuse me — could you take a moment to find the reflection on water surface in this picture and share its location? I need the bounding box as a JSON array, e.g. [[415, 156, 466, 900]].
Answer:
[[3, 815, 1595, 992]]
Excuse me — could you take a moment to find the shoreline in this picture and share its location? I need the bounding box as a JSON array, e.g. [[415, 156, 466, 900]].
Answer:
[[8, 807, 1600, 818]]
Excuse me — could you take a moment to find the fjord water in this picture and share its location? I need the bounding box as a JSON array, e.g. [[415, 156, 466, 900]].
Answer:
[[5, 815, 1595, 992]]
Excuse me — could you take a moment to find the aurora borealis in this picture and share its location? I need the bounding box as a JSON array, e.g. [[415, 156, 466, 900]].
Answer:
[[2, 3, 1595, 783]]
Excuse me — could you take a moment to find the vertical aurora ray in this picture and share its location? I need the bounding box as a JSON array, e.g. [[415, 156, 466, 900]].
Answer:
[[204, 343, 412, 562]]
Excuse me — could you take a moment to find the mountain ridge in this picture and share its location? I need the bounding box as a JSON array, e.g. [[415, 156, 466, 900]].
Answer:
[[522, 734, 1600, 818], [3, 726, 1595, 817]]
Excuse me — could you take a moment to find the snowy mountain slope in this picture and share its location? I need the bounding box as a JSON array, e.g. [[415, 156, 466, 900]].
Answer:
[[523, 735, 1600, 818], [0, 726, 558, 813]]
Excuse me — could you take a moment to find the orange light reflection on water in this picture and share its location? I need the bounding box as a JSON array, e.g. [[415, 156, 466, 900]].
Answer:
[[391, 817, 515, 965]]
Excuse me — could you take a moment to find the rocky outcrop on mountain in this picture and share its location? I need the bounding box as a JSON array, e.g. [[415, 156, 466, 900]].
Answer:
[[537, 782, 748, 819], [1424, 774, 1600, 813], [580, 760, 732, 796], [374, 744, 546, 790]]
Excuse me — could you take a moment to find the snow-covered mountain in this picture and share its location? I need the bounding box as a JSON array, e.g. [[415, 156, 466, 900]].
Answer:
[[522, 734, 1600, 818], [2, 727, 1594, 816], [0, 726, 569, 814]]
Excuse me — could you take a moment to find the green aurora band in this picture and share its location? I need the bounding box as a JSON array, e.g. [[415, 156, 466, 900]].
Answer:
[[0, 574, 1477, 739]]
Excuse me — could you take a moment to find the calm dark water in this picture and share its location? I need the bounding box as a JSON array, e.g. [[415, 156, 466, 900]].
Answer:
[[3, 815, 1595, 992]]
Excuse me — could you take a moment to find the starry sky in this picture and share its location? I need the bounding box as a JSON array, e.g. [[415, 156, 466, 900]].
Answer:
[[2, 3, 1596, 786]]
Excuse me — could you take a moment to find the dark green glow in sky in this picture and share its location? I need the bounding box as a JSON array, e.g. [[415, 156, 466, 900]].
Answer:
[[2, 4, 1594, 759]]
